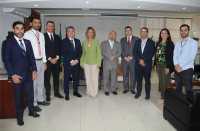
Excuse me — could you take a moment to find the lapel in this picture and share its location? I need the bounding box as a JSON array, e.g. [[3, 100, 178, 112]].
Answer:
[[11, 37, 25, 57]]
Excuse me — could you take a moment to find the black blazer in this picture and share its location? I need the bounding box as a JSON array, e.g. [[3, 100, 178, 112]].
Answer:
[[61, 37, 83, 67], [44, 32, 61, 61], [154, 41, 175, 73], [133, 38, 155, 67]]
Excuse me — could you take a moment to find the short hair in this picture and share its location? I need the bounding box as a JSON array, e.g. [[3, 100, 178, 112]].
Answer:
[[158, 28, 172, 42], [141, 27, 148, 32], [46, 21, 54, 25], [180, 24, 190, 31], [125, 26, 132, 31], [66, 26, 75, 32], [85, 27, 96, 39], [30, 16, 41, 23], [12, 21, 25, 29]]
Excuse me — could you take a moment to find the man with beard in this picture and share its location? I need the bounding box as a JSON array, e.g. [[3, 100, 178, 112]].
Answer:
[[101, 31, 121, 96], [173, 24, 198, 94], [24, 17, 50, 112], [2, 21, 40, 126]]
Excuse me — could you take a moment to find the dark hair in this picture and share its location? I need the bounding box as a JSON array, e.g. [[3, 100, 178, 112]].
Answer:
[[180, 24, 190, 31], [30, 16, 41, 23], [158, 28, 172, 42], [66, 26, 75, 32], [125, 26, 132, 31], [46, 21, 54, 25], [12, 21, 25, 29], [141, 27, 148, 32]]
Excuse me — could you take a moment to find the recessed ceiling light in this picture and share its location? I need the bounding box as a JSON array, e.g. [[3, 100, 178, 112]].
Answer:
[[86, 1, 89, 4], [183, 7, 186, 9], [138, 6, 140, 8], [35, 5, 38, 6]]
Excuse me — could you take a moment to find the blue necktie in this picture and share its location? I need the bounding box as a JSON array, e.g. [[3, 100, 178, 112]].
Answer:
[[19, 39, 25, 56], [50, 34, 54, 46]]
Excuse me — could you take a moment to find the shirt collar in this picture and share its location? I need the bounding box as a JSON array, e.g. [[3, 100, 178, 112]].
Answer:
[[181, 37, 191, 42], [14, 35, 23, 41], [141, 38, 148, 42], [127, 35, 132, 39], [109, 40, 114, 43], [47, 31, 53, 36], [69, 37, 74, 41]]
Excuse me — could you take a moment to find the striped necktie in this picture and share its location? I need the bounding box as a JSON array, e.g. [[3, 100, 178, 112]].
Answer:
[[19, 39, 26, 56]]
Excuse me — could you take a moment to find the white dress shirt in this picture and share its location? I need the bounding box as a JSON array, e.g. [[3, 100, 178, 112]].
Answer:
[[23, 28, 47, 63], [127, 35, 132, 43], [47, 31, 59, 60], [141, 38, 148, 54], [14, 36, 26, 51], [68, 37, 78, 63]]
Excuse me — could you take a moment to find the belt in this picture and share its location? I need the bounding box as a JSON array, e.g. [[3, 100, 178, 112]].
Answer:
[[35, 58, 43, 61]]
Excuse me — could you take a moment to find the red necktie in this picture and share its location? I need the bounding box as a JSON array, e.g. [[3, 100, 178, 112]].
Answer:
[[128, 37, 130, 56]]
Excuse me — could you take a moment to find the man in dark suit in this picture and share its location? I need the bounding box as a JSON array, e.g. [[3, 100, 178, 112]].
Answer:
[[61, 26, 83, 101], [44, 21, 64, 102], [133, 27, 155, 100], [120, 26, 139, 94], [2, 21, 40, 126]]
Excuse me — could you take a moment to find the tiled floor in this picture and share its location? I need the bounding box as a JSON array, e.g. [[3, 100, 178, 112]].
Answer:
[[1, 70, 199, 131]]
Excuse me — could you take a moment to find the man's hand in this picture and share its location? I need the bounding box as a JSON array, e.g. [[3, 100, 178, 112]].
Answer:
[[128, 56, 132, 61], [32, 72, 37, 80], [139, 59, 146, 66], [44, 63, 47, 71], [154, 65, 157, 71], [165, 68, 170, 74], [110, 56, 115, 61], [124, 57, 130, 62], [71, 60, 78, 66], [50, 58, 57, 64], [177, 68, 183, 73], [81, 66, 84, 68], [175, 65, 180, 71], [12, 75, 22, 84]]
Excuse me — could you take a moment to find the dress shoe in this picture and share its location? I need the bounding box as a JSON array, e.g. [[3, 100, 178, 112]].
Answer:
[[112, 91, 118, 95], [65, 95, 70, 101], [34, 106, 42, 112], [145, 95, 150, 100], [105, 92, 109, 96], [46, 96, 51, 102], [134, 94, 141, 99], [54, 93, 64, 98], [29, 112, 40, 117], [37, 101, 50, 106], [123, 90, 129, 94], [17, 118, 24, 126], [73, 92, 82, 97], [130, 90, 136, 94]]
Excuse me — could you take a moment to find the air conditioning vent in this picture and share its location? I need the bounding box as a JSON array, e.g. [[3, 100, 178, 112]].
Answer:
[[99, 12, 138, 20]]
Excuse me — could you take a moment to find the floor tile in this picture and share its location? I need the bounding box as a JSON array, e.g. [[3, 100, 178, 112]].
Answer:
[[30, 122, 57, 131], [58, 110, 81, 121], [56, 121, 80, 131], [81, 120, 105, 131], [101, 110, 124, 120], [81, 110, 102, 120], [103, 119, 130, 131]]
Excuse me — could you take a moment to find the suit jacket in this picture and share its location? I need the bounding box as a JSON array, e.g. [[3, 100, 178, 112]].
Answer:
[[154, 41, 175, 73], [2, 37, 37, 81], [44, 32, 61, 60], [120, 35, 139, 65], [101, 40, 121, 70], [61, 37, 83, 67], [133, 38, 155, 67]]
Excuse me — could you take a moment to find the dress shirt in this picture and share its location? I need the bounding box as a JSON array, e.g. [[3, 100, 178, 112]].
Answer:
[[23, 28, 47, 63], [47, 31, 59, 60], [109, 40, 114, 49], [68, 37, 78, 63], [173, 37, 198, 70], [141, 38, 148, 54], [14, 36, 26, 51], [127, 35, 132, 43]]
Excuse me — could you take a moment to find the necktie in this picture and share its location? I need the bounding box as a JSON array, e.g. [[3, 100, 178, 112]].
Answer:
[[70, 40, 74, 50], [36, 31, 41, 56], [50, 34, 54, 47], [110, 41, 114, 49], [19, 39, 26, 56], [128, 37, 130, 56]]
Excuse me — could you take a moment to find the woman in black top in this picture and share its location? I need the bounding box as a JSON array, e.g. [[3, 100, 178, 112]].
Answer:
[[154, 28, 174, 103]]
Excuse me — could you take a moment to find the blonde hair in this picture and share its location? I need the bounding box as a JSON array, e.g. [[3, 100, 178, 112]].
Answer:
[[85, 27, 96, 39]]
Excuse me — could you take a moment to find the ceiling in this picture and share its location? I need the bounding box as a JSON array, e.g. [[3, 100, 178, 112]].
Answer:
[[1, 0, 200, 13]]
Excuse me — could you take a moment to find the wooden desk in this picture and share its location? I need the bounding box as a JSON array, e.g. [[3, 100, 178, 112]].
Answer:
[[158, 81, 200, 91], [0, 78, 27, 119]]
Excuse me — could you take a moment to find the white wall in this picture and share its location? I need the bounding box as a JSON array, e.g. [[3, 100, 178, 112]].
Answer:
[[192, 15, 200, 46], [44, 16, 191, 44], [0, 7, 24, 68]]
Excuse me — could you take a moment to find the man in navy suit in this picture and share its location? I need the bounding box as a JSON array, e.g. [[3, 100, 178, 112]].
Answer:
[[133, 27, 155, 100], [2, 21, 40, 126], [61, 26, 83, 101]]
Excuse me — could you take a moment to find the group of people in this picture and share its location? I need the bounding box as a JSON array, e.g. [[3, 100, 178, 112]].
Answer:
[[2, 15, 198, 126]]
